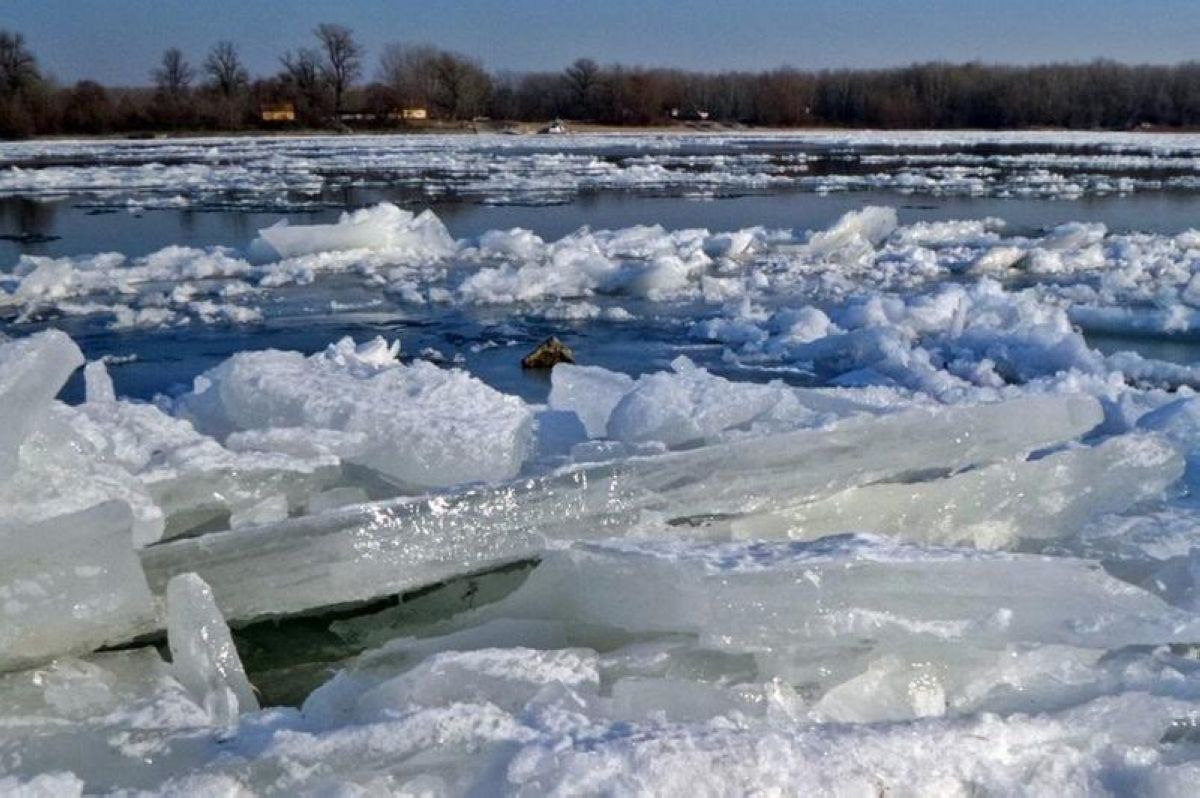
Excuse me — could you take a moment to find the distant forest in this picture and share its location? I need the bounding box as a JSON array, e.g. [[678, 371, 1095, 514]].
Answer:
[[5, 24, 1200, 137]]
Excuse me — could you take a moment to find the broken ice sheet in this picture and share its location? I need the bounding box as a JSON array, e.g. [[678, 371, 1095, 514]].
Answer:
[[142, 393, 1104, 624]]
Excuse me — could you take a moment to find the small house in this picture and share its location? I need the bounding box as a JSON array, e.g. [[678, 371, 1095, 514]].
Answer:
[[260, 103, 296, 123], [387, 108, 429, 121]]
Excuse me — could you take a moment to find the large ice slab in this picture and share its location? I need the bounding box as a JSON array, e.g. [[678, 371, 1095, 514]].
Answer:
[[725, 433, 1184, 548], [0, 502, 156, 672], [0, 330, 84, 485], [492, 536, 1200, 657], [142, 394, 1103, 623], [178, 336, 534, 489]]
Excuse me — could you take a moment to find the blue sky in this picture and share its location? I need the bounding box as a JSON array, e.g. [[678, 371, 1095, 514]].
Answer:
[[6, 0, 1194, 85]]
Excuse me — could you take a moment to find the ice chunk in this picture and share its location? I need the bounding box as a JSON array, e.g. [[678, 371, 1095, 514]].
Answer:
[[1139, 396, 1200, 474], [178, 336, 534, 488], [305, 486, 370, 515], [250, 203, 455, 260], [71, 397, 336, 543], [813, 654, 948, 722], [1, 403, 165, 546], [142, 394, 1103, 623], [0, 502, 156, 672], [606, 356, 818, 446], [727, 434, 1184, 548], [0, 330, 84, 484], [83, 360, 115, 403], [548, 364, 635, 438], [804, 206, 897, 261], [165, 573, 259, 725]]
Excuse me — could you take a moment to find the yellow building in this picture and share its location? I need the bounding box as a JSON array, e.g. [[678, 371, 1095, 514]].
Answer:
[[387, 107, 428, 121], [260, 103, 297, 122]]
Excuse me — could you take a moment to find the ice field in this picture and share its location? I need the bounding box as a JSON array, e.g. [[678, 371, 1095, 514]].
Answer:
[[8, 131, 1200, 794]]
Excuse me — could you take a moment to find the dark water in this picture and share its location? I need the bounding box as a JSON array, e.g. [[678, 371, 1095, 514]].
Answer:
[[6, 187, 1200, 267]]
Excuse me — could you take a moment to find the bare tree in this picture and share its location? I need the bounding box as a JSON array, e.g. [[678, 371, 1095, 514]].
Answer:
[[61, 80, 114, 133], [281, 49, 321, 93], [378, 43, 440, 109], [0, 30, 39, 97], [314, 23, 362, 116], [564, 58, 599, 118], [280, 48, 326, 121], [431, 50, 491, 120], [204, 41, 248, 99], [153, 48, 193, 101]]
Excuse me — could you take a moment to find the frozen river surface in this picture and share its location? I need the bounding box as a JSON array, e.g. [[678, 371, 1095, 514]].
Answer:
[[6, 132, 1200, 795]]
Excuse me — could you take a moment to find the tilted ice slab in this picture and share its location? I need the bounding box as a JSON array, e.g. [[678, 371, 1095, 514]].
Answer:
[[142, 394, 1103, 623], [0, 502, 156, 673], [723, 433, 1184, 548], [165, 573, 258, 726], [0, 330, 84, 485]]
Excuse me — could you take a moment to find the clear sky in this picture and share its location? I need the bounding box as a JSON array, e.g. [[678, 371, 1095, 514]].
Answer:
[[5, 0, 1196, 86]]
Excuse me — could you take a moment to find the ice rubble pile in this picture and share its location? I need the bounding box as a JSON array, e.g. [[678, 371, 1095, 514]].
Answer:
[[5, 323, 1200, 792], [14, 201, 1200, 356], [13, 538, 1200, 793]]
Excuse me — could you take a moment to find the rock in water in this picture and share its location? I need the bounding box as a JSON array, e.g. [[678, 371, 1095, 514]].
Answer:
[[166, 572, 259, 725], [522, 337, 576, 369]]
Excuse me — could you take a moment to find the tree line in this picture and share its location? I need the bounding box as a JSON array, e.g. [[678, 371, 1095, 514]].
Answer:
[[5, 25, 1200, 138]]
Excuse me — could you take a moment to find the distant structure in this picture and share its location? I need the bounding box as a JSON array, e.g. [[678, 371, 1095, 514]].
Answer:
[[384, 108, 429, 122], [540, 118, 568, 134], [260, 103, 296, 123]]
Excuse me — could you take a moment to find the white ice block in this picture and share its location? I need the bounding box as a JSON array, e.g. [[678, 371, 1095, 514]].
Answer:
[[0, 501, 156, 672], [549, 364, 634, 439], [83, 360, 116, 404], [165, 573, 259, 725], [178, 336, 534, 489]]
